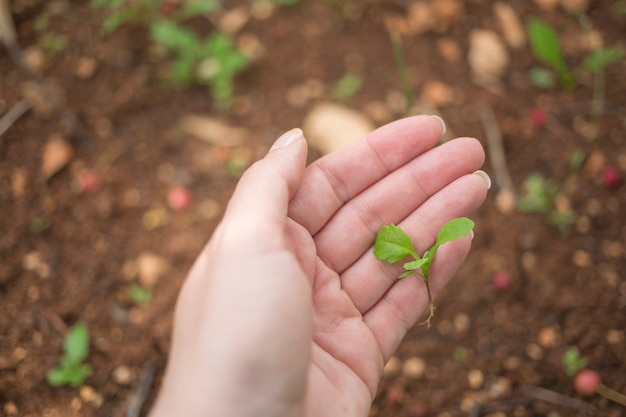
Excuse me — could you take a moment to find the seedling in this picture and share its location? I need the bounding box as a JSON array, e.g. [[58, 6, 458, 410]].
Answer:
[[517, 173, 575, 233], [332, 72, 363, 101], [374, 218, 475, 327], [128, 283, 152, 305], [526, 18, 575, 89], [562, 346, 588, 377], [47, 321, 92, 387]]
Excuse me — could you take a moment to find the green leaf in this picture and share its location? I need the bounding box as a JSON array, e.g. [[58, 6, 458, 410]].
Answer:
[[435, 217, 475, 247], [128, 283, 152, 305], [562, 347, 588, 377], [63, 321, 90, 366], [529, 67, 557, 89], [332, 73, 363, 100], [403, 258, 428, 271], [373, 224, 418, 263], [398, 270, 416, 278], [583, 45, 624, 73], [176, 0, 219, 20], [527, 18, 569, 75]]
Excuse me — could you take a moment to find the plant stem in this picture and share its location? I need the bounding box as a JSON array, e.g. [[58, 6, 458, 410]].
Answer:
[[389, 33, 414, 115], [421, 278, 435, 328], [597, 383, 626, 406]]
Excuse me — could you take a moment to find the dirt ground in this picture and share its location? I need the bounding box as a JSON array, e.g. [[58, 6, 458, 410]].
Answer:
[[1, 1, 625, 416]]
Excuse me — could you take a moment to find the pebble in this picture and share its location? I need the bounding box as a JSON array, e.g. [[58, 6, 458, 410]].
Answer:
[[406, 2, 432, 34], [467, 369, 484, 389], [75, 57, 98, 80], [538, 325, 560, 348], [402, 357, 426, 379], [4, 402, 18, 416], [437, 37, 462, 63], [431, 0, 464, 33], [113, 365, 132, 385], [525, 343, 543, 360], [468, 30, 509, 80], [302, 102, 375, 155], [22, 46, 47, 75], [493, 2, 526, 49], [605, 329, 624, 345], [180, 115, 248, 147], [218, 6, 249, 34], [41, 134, 74, 180], [421, 80, 454, 107], [453, 312, 470, 334], [136, 252, 170, 287], [572, 250, 592, 268]]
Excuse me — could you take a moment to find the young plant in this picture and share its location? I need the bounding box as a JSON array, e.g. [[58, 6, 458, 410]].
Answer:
[[517, 173, 575, 233], [128, 283, 152, 305], [373, 218, 475, 327], [47, 321, 92, 387], [332, 72, 364, 101], [526, 18, 575, 89]]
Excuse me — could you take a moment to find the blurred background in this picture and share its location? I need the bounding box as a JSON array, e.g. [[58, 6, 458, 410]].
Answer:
[[1, 1, 625, 416]]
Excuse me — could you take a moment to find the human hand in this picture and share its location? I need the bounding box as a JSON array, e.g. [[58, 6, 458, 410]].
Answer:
[[149, 115, 490, 417]]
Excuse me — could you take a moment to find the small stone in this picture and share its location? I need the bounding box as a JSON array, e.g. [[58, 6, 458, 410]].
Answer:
[[495, 190, 516, 214], [75, 57, 97, 80], [303, 102, 375, 155], [488, 377, 512, 399], [237, 33, 264, 60], [560, 0, 589, 13], [383, 356, 401, 377], [136, 252, 170, 287], [572, 250, 592, 268], [218, 6, 249, 34], [453, 313, 470, 334], [503, 356, 521, 371], [525, 343, 543, 360], [406, 2, 432, 34], [41, 135, 74, 180], [493, 2, 526, 49], [402, 357, 426, 379], [606, 329, 624, 345], [437, 37, 462, 63], [468, 369, 484, 389], [421, 80, 454, 107], [468, 30, 509, 80], [431, 0, 464, 33], [363, 101, 393, 125], [180, 115, 248, 147], [22, 46, 47, 75], [4, 402, 18, 415], [112, 365, 132, 385], [538, 325, 560, 348], [582, 151, 606, 179], [80, 385, 96, 402]]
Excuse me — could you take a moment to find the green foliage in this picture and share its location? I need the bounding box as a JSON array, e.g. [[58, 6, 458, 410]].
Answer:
[[526, 18, 575, 89], [562, 347, 588, 377], [582, 45, 624, 73], [332, 72, 363, 100], [374, 218, 475, 326], [91, 0, 247, 108], [128, 283, 152, 305], [529, 67, 557, 89], [517, 173, 575, 232], [47, 321, 92, 387]]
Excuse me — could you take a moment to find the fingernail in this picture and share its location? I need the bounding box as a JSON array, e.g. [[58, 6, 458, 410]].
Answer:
[[469, 229, 475, 240], [430, 115, 446, 135], [473, 170, 492, 190], [269, 128, 303, 152]]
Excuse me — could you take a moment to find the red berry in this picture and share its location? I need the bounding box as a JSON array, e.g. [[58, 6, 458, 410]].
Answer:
[[78, 169, 101, 193], [167, 186, 192, 211], [529, 107, 548, 128], [603, 166, 622, 189], [492, 271, 512, 292], [574, 369, 601, 397]]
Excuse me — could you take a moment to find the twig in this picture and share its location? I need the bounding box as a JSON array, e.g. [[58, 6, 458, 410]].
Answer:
[[126, 359, 157, 417], [478, 102, 516, 213], [0, 98, 31, 138], [520, 384, 597, 414]]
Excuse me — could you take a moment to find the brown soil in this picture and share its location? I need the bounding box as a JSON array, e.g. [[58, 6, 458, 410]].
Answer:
[[1, 1, 625, 416]]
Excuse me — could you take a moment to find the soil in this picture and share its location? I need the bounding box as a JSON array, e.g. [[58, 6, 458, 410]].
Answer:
[[1, 1, 625, 417]]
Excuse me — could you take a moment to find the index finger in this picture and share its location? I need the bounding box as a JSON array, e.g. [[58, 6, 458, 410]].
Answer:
[[288, 115, 446, 235]]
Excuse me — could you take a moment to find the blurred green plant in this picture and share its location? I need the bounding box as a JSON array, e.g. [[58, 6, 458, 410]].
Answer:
[[128, 283, 152, 305], [526, 18, 575, 89], [389, 34, 414, 115], [517, 173, 575, 233], [91, 0, 249, 108], [562, 346, 588, 377], [47, 321, 92, 387], [332, 72, 363, 100]]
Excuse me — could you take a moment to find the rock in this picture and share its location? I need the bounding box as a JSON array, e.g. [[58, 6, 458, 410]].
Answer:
[[218, 6, 249, 34], [112, 365, 132, 385], [41, 134, 73, 180], [421, 80, 454, 107], [402, 357, 426, 379], [468, 369, 484, 389], [431, 0, 464, 33], [493, 2, 526, 49], [75, 56, 98, 80], [406, 2, 432, 34], [180, 115, 249, 147], [136, 252, 170, 287], [572, 249, 592, 268], [22, 46, 47, 75], [468, 30, 509, 80], [437, 37, 462, 63], [538, 325, 560, 348], [302, 102, 375, 154]]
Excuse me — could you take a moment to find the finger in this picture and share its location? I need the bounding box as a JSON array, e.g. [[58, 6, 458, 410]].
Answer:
[[289, 115, 445, 235], [223, 128, 308, 236], [362, 235, 473, 362], [313, 137, 484, 273], [340, 171, 490, 313]]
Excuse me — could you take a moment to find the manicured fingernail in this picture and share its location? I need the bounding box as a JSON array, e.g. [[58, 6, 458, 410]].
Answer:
[[430, 115, 446, 135], [269, 128, 303, 152], [473, 170, 492, 190]]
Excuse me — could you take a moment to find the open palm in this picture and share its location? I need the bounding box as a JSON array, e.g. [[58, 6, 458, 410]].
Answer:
[[150, 116, 489, 417]]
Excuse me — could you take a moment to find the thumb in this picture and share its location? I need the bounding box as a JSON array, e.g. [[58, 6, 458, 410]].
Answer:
[[224, 128, 308, 226]]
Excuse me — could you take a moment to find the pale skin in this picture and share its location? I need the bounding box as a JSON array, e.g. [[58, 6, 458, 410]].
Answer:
[[149, 115, 490, 417]]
